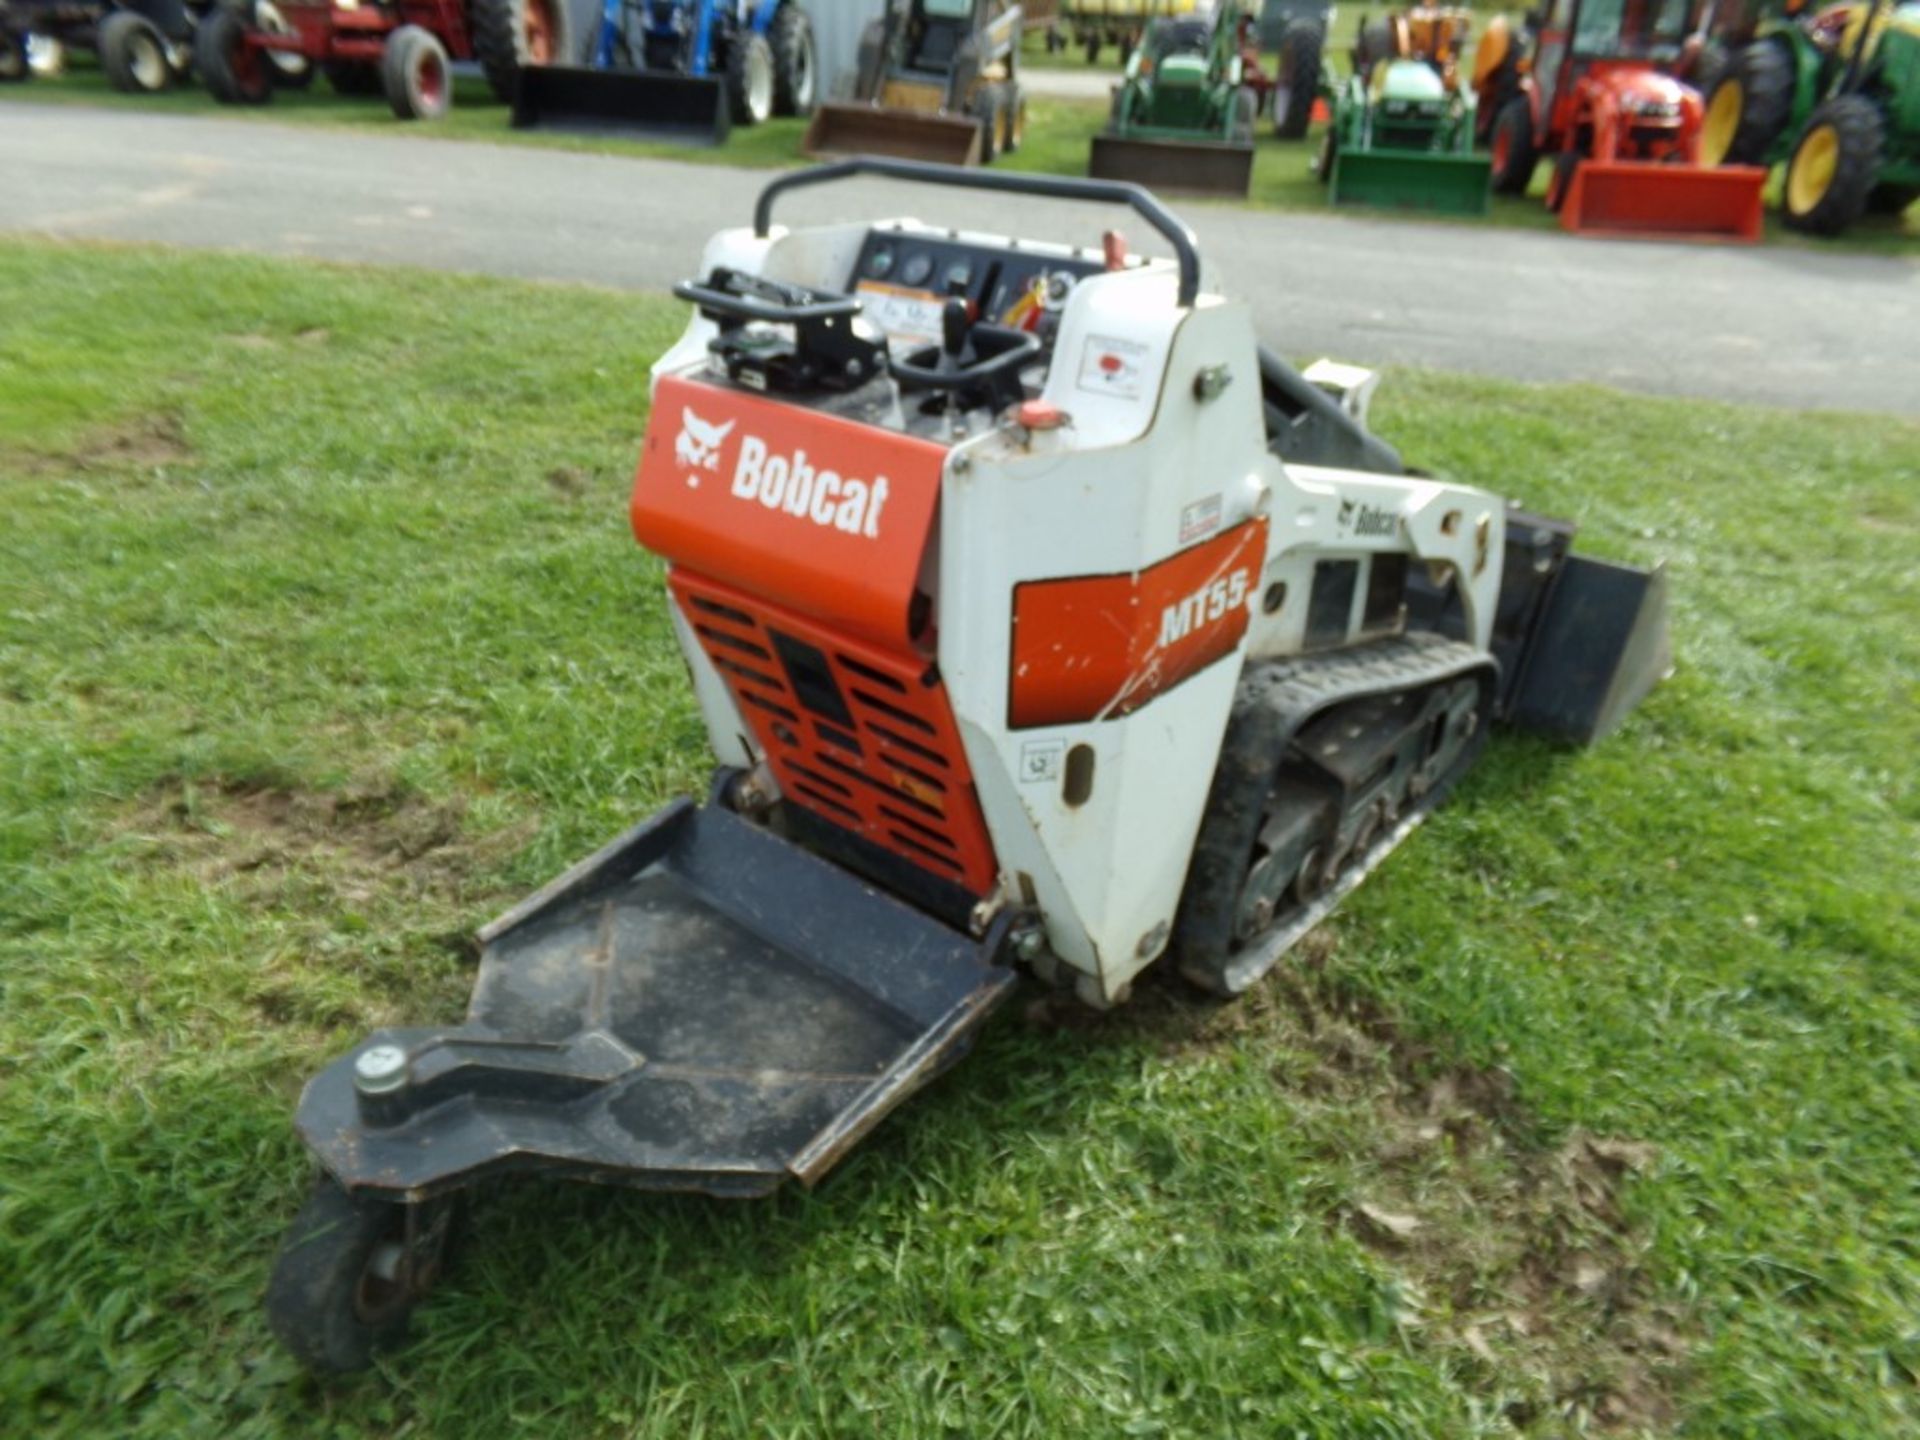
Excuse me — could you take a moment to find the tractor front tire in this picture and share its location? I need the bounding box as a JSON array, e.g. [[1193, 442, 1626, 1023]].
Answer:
[[383, 24, 451, 120], [100, 11, 174, 93], [1702, 38, 1794, 167], [768, 4, 815, 118], [1545, 150, 1579, 213], [265, 1178, 455, 1376], [1784, 95, 1884, 237], [1488, 96, 1536, 194], [0, 31, 26, 83], [1001, 84, 1026, 155], [471, 0, 569, 105], [1273, 18, 1323, 139], [1229, 84, 1257, 146], [196, 7, 272, 106], [1316, 126, 1336, 185], [971, 84, 1004, 164], [726, 29, 775, 126]]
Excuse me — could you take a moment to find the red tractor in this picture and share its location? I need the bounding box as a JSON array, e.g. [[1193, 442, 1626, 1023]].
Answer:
[[196, 0, 565, 120], [1472, 0, 1767, 239]]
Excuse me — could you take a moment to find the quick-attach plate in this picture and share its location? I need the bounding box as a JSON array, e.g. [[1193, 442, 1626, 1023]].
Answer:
[[296, 802, 1017, 1200]]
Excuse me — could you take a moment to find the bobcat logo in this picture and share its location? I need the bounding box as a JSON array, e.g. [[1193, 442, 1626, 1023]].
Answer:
[[674, 408, 735, 481]]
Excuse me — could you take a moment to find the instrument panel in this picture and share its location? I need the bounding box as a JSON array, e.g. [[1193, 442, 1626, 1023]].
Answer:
[[847, 227, 1107, 349]]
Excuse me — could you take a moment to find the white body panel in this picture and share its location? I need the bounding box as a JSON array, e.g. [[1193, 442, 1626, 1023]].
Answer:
[[648, 214, 1509, 1003]]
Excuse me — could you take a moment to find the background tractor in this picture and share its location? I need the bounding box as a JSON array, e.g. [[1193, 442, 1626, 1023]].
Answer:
[[1472, 0, 1768, 237], [513, 0, 815, 142], [197, 0, 563, 120], [804, 0, 1024, 166], [1320, 5, 1491, 212], [1705, 0, 1920, 231], [1088, 0, 1262, 193], [0, 0, 313, 92], [1257, 0, 1331, 134]]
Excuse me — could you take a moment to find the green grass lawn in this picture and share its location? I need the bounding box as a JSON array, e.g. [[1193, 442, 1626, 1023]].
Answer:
[[10, 53, 1916, 247], [3, 239, 1918, 1438]]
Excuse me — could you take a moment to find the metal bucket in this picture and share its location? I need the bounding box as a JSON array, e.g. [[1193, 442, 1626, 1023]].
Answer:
[[802, 102, 984, 166], [511, 64, 731, 145], [1561, 161, 1767, 243], [1330, 149, 1492, 216], [1087, 133, 1254, 196]]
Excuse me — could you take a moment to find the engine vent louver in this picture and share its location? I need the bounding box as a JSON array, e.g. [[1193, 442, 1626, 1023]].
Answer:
[[674, 573, 998, 897]]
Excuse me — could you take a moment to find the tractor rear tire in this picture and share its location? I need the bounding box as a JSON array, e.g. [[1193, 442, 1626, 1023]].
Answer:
[[383, 24, 451, 121], [1488, 96, 1536, 195], [1783, 95, 1883, 237], [768, 3, 815, 118], [471, 0, 569, 106], [100, 11, 174, 94], [726, 29, 775, 127], [1273, 18, 1323, 139], [325, 61, 383, 95], [1354, 18, 1393, 82], [1702, 37, 1794, 167], [196, 7, 272, 106]]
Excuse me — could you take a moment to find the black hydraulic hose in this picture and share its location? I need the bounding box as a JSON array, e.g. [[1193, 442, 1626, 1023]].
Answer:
[[753, 158, 1204, 308]]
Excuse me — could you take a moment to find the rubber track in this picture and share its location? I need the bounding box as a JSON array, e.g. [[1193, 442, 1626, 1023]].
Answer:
[[1174, 632, 1495, 995]]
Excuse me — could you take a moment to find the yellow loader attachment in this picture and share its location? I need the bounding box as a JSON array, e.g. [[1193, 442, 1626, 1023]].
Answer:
[[802, 101, 984, 166]]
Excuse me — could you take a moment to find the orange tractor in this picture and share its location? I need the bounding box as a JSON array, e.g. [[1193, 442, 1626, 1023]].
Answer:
[[1473, 0, 1769, 238]]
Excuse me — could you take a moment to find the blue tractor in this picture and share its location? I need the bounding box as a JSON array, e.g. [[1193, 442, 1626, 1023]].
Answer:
[[513, 0, 816, 141]]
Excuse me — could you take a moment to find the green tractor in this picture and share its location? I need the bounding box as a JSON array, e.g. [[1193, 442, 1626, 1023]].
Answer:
[[1704, 0, 1920, 231], [1318, 6, 1491, 213], [1087, 2, 1262, 194]]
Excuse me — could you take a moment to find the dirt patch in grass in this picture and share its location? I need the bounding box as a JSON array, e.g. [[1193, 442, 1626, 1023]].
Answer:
[[1032, 934, 1686, 1431], [4, 413, 194, 478], [119, 775, 530, 907]]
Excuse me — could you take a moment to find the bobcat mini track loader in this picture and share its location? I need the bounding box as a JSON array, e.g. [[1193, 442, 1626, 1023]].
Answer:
[[265, 159, 1670, 1375]]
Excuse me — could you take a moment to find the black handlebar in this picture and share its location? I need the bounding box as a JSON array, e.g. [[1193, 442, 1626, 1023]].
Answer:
[[752, 158, 1204, 309]]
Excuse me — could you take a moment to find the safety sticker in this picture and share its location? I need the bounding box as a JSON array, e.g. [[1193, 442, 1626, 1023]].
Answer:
[[1077, 335, 1151, 400], [1179, 493, 1223, 544], [855, 281, 946, 351], [1019, 739, 1066, 784]]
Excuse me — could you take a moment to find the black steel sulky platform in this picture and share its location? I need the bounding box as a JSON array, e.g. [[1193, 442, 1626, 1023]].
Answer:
[[294, 798, 1018, 1202]]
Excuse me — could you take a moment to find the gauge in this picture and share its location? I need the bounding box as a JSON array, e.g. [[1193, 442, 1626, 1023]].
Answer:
[[899, 251, 934, 288], [1043, 271, 1077, 309], [944, 260, 973, 292], [864, 247, 895, 280]]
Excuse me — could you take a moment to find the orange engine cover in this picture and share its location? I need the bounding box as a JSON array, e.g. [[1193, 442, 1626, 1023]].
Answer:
[[634, 373, 996, 899], [633, 373, 947, 649]]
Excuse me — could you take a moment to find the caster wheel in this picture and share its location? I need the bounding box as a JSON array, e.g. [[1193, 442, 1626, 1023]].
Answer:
[[265, 1177, 457, 1375]]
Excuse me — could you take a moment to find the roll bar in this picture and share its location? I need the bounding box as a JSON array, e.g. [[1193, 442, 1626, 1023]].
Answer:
[[753, 158, 1204, 308]]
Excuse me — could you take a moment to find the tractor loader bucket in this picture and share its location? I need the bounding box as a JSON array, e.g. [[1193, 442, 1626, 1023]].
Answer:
[[803, 102, 983, 166], [1088, 134, 1254, 196], [1331, 150, 1492, 216], [1561, 160, 1766, 242], [512, 64, 730, 145], [293, 800, 1017, 1199]]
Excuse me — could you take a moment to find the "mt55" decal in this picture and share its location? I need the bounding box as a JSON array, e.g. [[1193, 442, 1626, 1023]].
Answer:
[[1008, 520, 1269, 729]]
